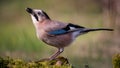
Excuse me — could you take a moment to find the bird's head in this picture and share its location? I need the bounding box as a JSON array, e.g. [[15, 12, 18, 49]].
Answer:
[[26, 7, 50, 24]]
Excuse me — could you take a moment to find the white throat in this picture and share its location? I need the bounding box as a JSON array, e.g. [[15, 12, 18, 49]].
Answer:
[[31, 15, 43, 24], [31, 15, 39, 24]]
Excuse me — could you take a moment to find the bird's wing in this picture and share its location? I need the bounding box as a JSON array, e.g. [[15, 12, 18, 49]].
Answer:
[[48, 23, 85, 35]]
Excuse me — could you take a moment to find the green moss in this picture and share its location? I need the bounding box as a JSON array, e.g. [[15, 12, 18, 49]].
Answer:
[[112, 54, 120, 68], [0, 56, 72, 68]]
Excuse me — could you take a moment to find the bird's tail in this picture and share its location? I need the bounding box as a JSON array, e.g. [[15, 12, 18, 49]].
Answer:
[[81, 28, 114, 33]]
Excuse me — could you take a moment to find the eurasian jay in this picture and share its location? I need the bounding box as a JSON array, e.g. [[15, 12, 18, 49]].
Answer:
[[26, 8, 113, 61]]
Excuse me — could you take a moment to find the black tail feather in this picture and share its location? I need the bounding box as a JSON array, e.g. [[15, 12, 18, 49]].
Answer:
[[82, 28, 114, 33]]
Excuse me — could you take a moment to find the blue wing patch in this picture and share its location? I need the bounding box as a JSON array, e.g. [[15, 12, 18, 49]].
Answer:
[[48, 29, 67, 35], [48, 23, 85, 35]]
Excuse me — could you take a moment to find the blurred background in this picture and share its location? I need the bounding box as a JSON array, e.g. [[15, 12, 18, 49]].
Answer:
[[0, 0, 119, 68]]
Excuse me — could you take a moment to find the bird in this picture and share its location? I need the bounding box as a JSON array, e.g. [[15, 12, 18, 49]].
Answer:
[[26, 7, 113, 61]]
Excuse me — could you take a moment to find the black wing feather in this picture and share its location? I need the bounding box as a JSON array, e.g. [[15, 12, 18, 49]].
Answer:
[[48, 23, 85, 35], [67, 23, 85, 28]]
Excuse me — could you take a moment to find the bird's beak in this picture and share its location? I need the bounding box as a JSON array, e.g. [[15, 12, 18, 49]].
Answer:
[[26, 8, 33, 14]]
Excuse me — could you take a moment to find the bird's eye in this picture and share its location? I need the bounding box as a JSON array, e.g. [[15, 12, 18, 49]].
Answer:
[[38, 12, 41, 15]]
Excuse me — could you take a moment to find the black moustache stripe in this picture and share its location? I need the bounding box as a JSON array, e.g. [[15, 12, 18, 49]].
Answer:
[[34, 14, 39, 21]]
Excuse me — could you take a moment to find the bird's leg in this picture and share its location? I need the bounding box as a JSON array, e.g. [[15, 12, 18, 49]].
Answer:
[[49, 48, 64, 60], [35, 48, 64, 62]]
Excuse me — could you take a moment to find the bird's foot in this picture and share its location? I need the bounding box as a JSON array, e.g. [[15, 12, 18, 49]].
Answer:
[[35, 58, 50, 63], [35, 56, 69, 66], [35, 56, 68, 62]]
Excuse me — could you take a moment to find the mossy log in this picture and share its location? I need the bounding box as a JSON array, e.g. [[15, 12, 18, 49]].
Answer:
[[112, 54, 120, 68], [0, 56, 72, 68]]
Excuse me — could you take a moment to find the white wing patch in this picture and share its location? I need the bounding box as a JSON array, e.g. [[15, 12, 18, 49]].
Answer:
[[69, 26, 76, 30]]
